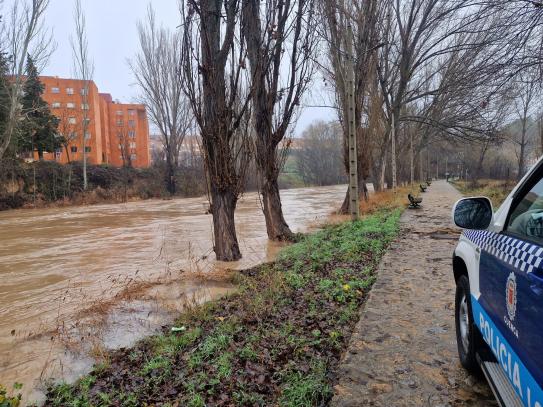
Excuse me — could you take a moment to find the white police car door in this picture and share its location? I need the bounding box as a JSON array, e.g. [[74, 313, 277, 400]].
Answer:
[[477, 175, 543, 405]]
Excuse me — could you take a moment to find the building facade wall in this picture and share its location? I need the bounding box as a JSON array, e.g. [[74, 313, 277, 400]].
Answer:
[[38, 76, 150, 168], [106, 102, 150, 168]]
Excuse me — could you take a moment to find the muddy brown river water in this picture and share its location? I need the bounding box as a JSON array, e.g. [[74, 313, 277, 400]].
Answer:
[[0, 184, 347, 404]]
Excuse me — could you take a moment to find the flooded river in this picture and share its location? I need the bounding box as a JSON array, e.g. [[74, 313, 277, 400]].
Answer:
[[0, 184, 347, 403]]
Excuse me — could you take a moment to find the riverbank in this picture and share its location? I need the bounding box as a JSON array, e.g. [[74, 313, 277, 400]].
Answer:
[[0, 160, 309, 212], [0, 160, 207, 211], [41, 195, 405, 406], [0, 185, 349, 405]]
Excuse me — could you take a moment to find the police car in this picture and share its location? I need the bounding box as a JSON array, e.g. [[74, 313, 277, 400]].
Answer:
[[452, 162, 543, 407]]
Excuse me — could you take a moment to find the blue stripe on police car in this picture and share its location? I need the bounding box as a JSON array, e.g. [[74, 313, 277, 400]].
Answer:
[[473, 294, 543, 407]]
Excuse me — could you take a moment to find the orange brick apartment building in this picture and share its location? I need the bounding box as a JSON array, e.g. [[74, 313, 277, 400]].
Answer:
[[38, 76, 150, 168]]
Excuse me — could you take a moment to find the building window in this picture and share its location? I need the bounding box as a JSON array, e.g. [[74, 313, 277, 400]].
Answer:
[[85, 146, 91, 153], [69, 131, 77, 139], [67, 102, 75, 109], [128, 109, 136, 116], [68, 117, 76, 124], [84, 132, 91, 140], [116, 119, 123, 126], [116, 110, 123, 116], [80, 88, 89, 96], [83, 118, 91, 125], [128, 120, 136, 127], [81, 103, 90, 110], [128, 130, 136, 139], [129, 142, 136, 149], [51, 87, 60, 94], [71, 146, 78, 153], [51, 102, 61, 108], [66, 88, 74, 95], [130, 154, 137, 161]]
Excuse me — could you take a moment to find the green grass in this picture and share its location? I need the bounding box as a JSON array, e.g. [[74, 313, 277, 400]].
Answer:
[[278, 172, 306, 188], [44, 208, 402, 406], [279, 361, 331, 407], [0, 383, 23, 407]]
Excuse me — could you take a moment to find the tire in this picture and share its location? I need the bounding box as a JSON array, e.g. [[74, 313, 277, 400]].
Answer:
[[455, 274, 480, 373]]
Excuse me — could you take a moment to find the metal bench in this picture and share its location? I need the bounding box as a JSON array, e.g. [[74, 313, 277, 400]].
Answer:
[[420, 184, 427, 192], [408, 193, 422, 209], [426, 180, 432, 186]]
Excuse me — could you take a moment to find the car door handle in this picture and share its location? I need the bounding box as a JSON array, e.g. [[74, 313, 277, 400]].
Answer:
[[528, 273, 543, 295]]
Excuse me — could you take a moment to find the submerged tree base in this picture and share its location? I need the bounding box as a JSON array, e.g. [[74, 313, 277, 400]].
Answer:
[[44, 209, 402, 407]]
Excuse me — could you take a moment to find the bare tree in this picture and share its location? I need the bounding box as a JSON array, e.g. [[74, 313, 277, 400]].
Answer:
[[241, 0, 316, 240], [181, 0, 253, 261], [131, 6, 193, 195], [116, 122, 134, 168], [372, 0, 519, 189], [71, 0, 94, 190], [510, 70, 541, 179], [296, 121, 345, 186], [0, 0, 53, 161], [320, 0, 380, 212], [56, 106, 81, 163]]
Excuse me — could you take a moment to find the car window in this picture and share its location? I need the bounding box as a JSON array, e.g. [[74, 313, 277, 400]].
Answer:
[[507, 177, 543, 243]]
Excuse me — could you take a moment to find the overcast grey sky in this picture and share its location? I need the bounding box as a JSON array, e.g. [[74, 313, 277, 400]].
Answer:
[[12, 0, 336, 135]]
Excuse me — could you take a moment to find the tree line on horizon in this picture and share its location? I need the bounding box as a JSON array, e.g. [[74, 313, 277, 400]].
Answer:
[[1, 0, 543, 261]]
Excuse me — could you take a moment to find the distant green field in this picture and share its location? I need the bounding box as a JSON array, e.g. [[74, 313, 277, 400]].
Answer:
[[279, 154, 306, 188]]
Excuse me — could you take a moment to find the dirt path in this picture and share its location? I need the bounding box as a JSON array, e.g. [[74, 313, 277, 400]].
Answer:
[[332, 180, 497, 407]]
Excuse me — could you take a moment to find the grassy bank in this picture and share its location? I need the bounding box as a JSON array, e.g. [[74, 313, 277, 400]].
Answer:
[[451, 179, 515, 208], [43, 207, 402, 406]]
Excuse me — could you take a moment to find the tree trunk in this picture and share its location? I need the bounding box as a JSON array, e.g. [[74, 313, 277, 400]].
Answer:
[[539, 118, 543, 157], [359, 175, 368, 201], [64, 145, 71, 163], [419, 151, 424, 182], [340, 185, 349, 214], [391, 115, 397, 191], [210, 186, 241, 261], [166, 153, 176, 195], [385, 152, 393, 189], [339, 177, 368, 214], [518, 119, 527, 181], [476, 144, 488, 180], [410, 132, 414, 185], [261, 175, 293, 241], [372, 148, 387, 192], [518, 144, 525, 181]]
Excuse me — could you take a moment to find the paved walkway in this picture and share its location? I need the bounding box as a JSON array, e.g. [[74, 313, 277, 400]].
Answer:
[[332, 181, 497, 407]]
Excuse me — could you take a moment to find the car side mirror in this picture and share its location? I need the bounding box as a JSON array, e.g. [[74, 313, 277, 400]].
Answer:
[[452, 197, 493, 230]]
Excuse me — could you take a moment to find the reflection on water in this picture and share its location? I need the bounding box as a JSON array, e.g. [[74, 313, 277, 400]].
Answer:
[[0, 184, 347, 403]]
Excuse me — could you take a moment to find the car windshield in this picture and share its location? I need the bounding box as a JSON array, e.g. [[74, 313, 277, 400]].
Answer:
[[508, 177, 543, 240]]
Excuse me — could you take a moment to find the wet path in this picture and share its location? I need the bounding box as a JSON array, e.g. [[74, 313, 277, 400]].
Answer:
[[0, 184, 347, 403], [332, 181, 496, 407]]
